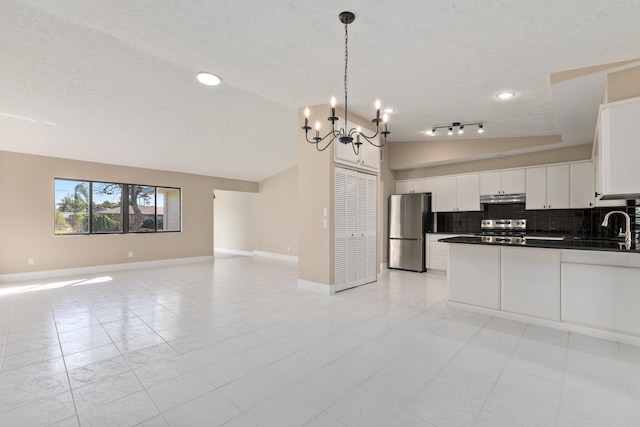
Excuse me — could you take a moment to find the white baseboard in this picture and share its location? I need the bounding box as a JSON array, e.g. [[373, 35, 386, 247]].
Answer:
[[214, 248, 254, 256], [0, 256, 215, 284], [214, 248, 298, 262], [297, 279, 333, 295], [447, 300, 640, 347], [253, 251, 298, 263]]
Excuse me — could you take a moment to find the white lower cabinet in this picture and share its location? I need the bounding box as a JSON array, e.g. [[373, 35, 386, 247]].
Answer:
[[501, 247, 560, 320], [448, 244, 501, 309], [561, 263, 640, 335], [427, 234, 471, 272]]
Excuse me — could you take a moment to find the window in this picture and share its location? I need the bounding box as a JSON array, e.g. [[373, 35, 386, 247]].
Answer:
[[92, 182, 124, 233], [54, 178, 181, 235], [55, 179, 90, 234]]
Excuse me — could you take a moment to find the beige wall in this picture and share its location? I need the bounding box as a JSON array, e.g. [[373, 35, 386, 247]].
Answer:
[[0, 150, 257, 275], [378, 144, 395, 265], [607, 65, 640, 102], [254, 165, 298, 256], [298, 105, 333, 286], [389, 135, 562, 171], [394, 144, 592, 180], [213, 190, 256, 252]]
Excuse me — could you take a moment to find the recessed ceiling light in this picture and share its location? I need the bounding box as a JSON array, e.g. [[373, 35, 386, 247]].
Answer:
[[196, 72, 221, 86], [384, 107, 394, 114], [496, 90, 516, 100]]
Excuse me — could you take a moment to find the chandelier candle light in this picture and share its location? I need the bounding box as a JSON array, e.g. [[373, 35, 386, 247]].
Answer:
[[302, 11, 390, 153]]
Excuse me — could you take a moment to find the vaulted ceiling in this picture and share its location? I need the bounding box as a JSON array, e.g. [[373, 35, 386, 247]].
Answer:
[[2, 1, 640, 181]]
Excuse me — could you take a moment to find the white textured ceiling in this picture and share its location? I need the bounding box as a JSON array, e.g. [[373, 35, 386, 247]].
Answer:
[[2, 0, 640, 181]]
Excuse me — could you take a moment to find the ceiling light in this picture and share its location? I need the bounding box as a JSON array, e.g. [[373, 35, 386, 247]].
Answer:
[[458, 125, 464, 135], [447, 127, 453, 136], [384, 108, 394, 114], [477, 124, 484, 133], [301, 12, 389, 153], [497, 91, 516, 100], [196, 72, 221, 86]]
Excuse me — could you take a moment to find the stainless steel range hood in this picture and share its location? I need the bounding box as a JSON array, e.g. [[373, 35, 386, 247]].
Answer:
[[480, 193, 526, 204]]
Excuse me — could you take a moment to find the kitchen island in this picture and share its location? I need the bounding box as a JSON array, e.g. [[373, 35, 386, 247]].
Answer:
[[439, 236, 640, 344]]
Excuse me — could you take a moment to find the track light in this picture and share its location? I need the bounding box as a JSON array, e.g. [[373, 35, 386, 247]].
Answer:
[[427, 121, 484, 137]]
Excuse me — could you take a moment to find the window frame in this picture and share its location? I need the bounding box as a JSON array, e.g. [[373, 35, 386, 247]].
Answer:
[[54, 178, 181, 235]]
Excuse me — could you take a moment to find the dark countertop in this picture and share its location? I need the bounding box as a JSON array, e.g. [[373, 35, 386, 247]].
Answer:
[[438, 236, 640, 253]]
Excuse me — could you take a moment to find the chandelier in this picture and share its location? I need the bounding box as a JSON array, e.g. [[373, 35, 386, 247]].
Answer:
[[301, 11, 390, 153]]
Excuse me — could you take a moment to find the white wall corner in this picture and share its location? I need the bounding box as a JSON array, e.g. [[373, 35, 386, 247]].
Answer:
[[214, 248, 254, 257]]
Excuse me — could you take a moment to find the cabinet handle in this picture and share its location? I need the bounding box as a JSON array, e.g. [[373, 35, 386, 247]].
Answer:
[[589, 202, 593, 207]]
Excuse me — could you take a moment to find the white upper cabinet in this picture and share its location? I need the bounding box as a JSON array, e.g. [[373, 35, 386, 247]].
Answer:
[[395, 178, 433, 194], [526, 165, 570, 209], [333, 118, 380, 172], [479, 169, 525, 195], [434, 176, 457, 212], [597, 97, 640, 200], [434, 174, 480, 212], [412, 179, 434, 194], [456, 174, 480, 211], [570, 161, 594, 208]]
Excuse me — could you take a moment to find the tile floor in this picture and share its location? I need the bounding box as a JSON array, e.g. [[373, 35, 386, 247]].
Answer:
[[1, 255, 640, 426]]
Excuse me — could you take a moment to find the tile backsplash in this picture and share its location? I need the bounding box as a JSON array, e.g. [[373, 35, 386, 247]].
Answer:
[[437, 201, 638, 240]]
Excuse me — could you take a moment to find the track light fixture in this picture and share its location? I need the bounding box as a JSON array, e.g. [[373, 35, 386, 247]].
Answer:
[[427, 122, 484, 136]]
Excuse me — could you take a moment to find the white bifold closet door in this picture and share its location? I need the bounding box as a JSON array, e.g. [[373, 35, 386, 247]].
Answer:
[[334, 167, 377, 291]]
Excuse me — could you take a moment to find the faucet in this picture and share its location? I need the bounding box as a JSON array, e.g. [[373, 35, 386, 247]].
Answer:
[[601, 210, 632, 248]]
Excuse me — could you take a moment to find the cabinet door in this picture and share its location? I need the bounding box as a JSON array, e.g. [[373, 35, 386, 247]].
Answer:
[[501, 247, 560, 320], [601, 99, 640, 197], [448, 244, 501, 309], [501, 169, 526, 194], [562, 263, 640, 335], [546, 164, 570, 209], [570, 162, 594, 208], [434, 176, 457, 212], [395, 181, 413, 194], [456, 174, 480, 211], [525, 167, 547, 209], [359, 138, 380, 171], [412, 178, 433, 194], [479, 172, 501, 195]]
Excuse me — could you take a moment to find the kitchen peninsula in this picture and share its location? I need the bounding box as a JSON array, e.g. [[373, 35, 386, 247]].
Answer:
[[440, 236, 640, 344]]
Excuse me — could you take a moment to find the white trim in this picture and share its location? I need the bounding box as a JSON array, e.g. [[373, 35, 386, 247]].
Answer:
[[380, 262, 388, 270], [253, 251, 298, 263], [214, 248, 254, 257], [447, 300, 640, 347], [297, 279, 333, 295], [0, 256, 215, 284], [333, 277, 377, 293]]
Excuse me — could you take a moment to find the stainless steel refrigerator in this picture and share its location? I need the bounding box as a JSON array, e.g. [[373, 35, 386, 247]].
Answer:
[[388, 193, 432, 272]]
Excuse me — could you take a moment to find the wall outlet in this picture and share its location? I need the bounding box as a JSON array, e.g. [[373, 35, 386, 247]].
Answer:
[[287, 245, 290, 252], [27, 258, 34, 265], [323, 208, 328, 217], [128, 251, 134, 258], [323, 219, 328, 228]]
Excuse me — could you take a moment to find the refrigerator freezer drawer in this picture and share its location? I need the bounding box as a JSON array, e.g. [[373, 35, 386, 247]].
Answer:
[[389, 239, 425, 272]]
